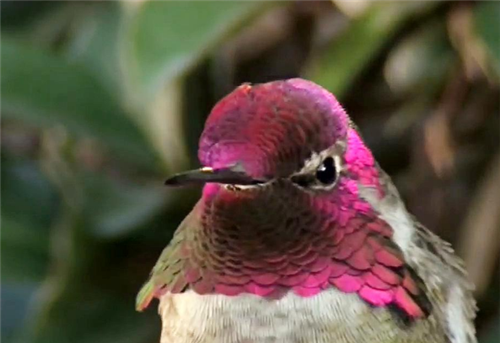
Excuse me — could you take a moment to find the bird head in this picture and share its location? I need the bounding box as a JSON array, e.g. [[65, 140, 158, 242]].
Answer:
[[162, 79, 430, 321], [166, 78, 380, 199]]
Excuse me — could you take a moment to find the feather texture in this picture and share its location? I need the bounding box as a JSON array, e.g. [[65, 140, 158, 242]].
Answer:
[[136, 79, 476, 343]]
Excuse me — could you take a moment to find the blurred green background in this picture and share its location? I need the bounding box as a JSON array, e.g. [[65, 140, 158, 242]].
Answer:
[[1, 1, 499, 343]]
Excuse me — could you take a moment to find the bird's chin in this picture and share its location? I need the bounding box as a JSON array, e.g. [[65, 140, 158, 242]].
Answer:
[[201, 182, 249, 199], [222, 183, 268, 191], [202, 179, 300, 206]]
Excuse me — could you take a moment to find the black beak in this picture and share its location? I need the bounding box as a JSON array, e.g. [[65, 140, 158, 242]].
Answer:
[[164, 167, 263, 187]]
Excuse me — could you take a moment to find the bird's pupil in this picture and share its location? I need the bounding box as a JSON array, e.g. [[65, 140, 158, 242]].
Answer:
[[316, 157, 336, 184]]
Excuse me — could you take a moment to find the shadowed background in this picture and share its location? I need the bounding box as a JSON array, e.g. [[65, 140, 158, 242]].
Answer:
[[1, 1, 499, 343]]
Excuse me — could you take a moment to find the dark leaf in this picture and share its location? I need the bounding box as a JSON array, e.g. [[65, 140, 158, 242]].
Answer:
[[1, 37, 159, 168]]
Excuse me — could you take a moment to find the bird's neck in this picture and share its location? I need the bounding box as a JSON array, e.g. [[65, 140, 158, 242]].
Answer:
[[200, 180, 321, 259], [191, 178, 392, 299]]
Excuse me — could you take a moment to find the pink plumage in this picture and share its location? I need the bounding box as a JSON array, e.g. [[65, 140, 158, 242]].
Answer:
[[136, 79, 477, 343], [141, 79, 431, 321]]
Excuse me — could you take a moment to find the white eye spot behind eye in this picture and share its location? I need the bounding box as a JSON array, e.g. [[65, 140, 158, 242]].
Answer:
[[289, 142, 346, 191]]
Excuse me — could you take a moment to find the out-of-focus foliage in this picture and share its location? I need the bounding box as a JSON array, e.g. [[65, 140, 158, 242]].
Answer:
[[474, 1, 500, 75], [2, 37, 157, 167], [1, 1, 499, 343]]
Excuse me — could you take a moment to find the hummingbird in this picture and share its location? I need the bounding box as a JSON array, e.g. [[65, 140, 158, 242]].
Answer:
[[136, 79, 477, 343]]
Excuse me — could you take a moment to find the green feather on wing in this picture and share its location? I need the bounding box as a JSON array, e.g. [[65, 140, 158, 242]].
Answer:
[[135, 205, 199, 311], [136, 280, 156, 311]]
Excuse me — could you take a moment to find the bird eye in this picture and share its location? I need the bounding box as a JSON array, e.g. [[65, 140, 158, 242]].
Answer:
[[316, 157, 337, 184]]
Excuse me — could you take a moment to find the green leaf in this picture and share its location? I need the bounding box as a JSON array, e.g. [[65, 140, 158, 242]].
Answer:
[[480, 319, 500, 343], [21, 213, 160, 343], [474, 1, 500, 75], [1, 218, 51, 282], [1, 157, 58, 342], [65, 2, 125, 102], [1, 157, 58, 282], [81, 173, 166, 238], [124, 1, 267, 99], [28, 292, 159, 343], [384, 20, 455, 95], [308, 2, 437, 98], [1, 37, 158, 168], [1, 283, 39, 343]]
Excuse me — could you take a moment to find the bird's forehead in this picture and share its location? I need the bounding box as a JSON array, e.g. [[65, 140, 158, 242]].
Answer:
[[198, 79, 349, 179]]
